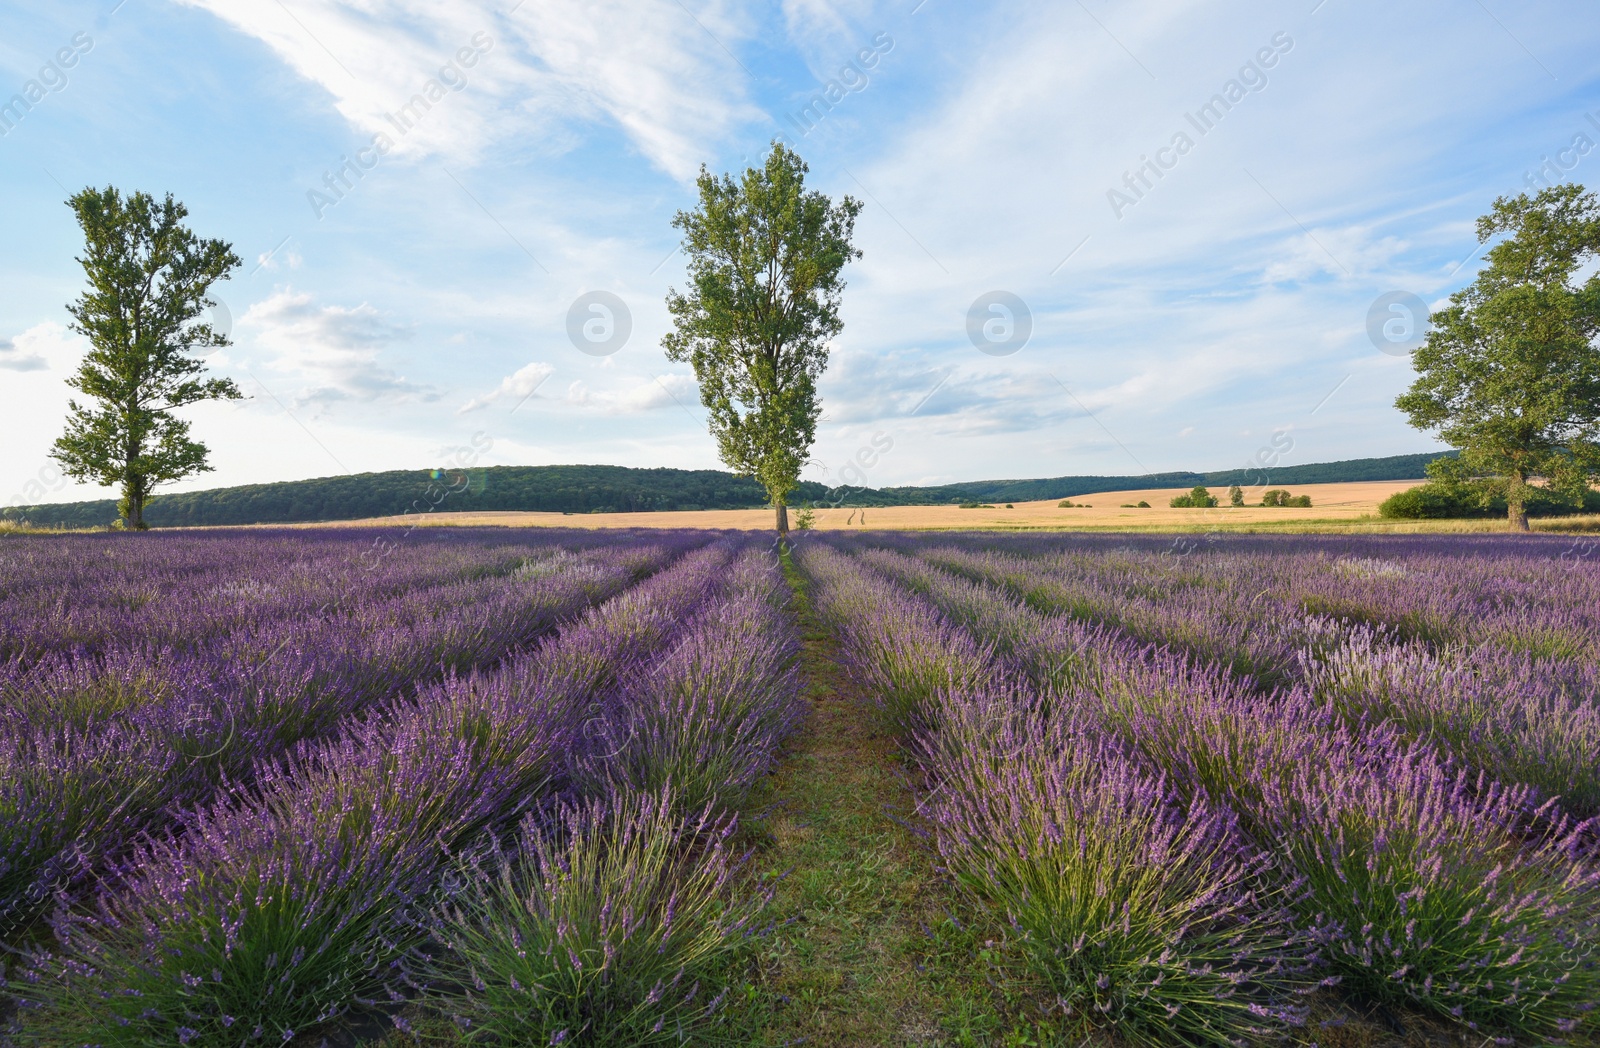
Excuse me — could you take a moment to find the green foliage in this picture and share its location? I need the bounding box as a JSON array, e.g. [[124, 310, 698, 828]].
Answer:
[[793, 504, 816, 530], [1227, 484, 1244, 507], [664, 143, 862, 531], [1379, 476, 1600, 519], [1278, 768, 1600, 1040], [1396, 185, 1600, 529], [928, 707, 1316, 1048], [1259, 490, 1311, 507], [1169, 485, 1217, 508], [421, 792, 764, 1045], [50, 187, 242, 529], [0, 466, 843, 529]]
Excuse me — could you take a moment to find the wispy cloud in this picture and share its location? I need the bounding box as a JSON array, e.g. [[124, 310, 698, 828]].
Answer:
[[0, 337, 47, 372], [459, 361, 553, 413], [0, 324, 80, 373], [242, 288, 436, 406], [173, 0, 764, 176], [563, 373, 698, 414], [822, 350, 1091, 434]]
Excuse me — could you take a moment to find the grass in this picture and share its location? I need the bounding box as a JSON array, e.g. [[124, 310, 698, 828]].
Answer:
[[725, 545, 1068, 1047], [0, 520, 86, 535]]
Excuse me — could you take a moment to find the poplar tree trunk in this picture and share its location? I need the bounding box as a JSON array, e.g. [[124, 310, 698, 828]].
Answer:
[[121, 468, 148, 530], [775, 502, 789, 535]]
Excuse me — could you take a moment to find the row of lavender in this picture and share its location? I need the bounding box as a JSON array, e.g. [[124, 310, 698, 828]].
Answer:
[[1, 531, 684, 937], [875, 533, 1600, 818], [900, 531, 1600, 675], [797, 537, 1600, 1044], [0, 530, 593, 658], [3, 531, 803, 1045]]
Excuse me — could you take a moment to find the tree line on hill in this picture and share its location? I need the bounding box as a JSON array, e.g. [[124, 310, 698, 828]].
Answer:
[[3, 453, 1457, 529]]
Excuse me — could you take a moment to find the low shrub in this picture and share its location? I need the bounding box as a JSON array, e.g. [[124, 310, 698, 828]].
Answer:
[[1378, 480, 1600, 519], [1169, 486, 1217, 508]]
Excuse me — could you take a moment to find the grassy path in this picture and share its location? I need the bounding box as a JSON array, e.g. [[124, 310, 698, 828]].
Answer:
[[736, 548, 1052, 1048]]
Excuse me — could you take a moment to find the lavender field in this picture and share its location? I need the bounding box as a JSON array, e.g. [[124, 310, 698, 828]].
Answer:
[[801, 531, 1600, 1045], [0, 529, 802, 1045], [2, 528, 1599, 1045]]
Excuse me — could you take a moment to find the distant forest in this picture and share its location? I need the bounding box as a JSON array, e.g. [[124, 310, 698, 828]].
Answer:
[[2, 452, 1453, 529]]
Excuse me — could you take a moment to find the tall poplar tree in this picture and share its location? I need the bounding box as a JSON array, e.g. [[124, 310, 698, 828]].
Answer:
[[663, 144, 862, 534], [52, 187, 242, 529]]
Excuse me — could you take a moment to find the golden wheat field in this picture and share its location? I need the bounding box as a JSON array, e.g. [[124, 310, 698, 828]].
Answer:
[[322, 479, 1439, 532]]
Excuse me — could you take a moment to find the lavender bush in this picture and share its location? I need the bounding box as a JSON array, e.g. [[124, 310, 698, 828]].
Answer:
[[795, 543, 991, 737], [416, 788, 766, 1046], [1279, 748, 1600, 1038], [922, 693, 1320, 1046]]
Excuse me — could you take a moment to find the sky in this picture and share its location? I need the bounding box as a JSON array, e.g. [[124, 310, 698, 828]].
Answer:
[[2, 0, 1598, 507]]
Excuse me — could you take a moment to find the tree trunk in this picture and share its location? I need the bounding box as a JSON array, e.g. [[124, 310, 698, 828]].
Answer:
[[121, 472, 148, 531], [774, 502, 789, 535], [1507, 470, 1530, 533]]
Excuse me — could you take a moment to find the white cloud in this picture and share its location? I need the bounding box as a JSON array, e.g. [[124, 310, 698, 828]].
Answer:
[[778, 0, 880, 72], [173, 0, 764, 178], [458, 361, 554, 413], [0, 323, 81, 373], [253, 244, 304, 273], [820, 350, 1092, 435], [0, 337, 46, 372], [241, 288, 435, 406], [562, 372, 699, 415], [460, 365, 699, 418], [1260, 225, 1411, 285]]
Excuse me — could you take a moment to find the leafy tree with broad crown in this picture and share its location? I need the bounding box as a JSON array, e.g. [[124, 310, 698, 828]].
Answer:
[[52, 187, 242, 530], [664, 143, 862, 534], [1396, 184, 1600, 531]]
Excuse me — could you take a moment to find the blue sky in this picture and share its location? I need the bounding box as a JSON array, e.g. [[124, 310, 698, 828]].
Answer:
[[2, 0, 1598, 506]]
